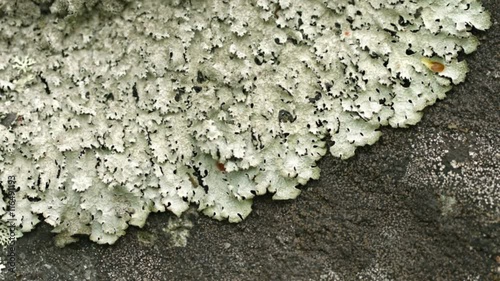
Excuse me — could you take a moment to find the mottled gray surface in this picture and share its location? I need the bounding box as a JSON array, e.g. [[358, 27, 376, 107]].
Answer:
[[8, 1, 500, 280]]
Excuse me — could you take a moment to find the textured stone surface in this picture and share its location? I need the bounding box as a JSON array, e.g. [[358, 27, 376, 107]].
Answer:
[[10, 0, 499, 280]]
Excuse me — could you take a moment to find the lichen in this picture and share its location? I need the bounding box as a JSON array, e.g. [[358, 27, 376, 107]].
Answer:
[[0, 0, 491, 245]]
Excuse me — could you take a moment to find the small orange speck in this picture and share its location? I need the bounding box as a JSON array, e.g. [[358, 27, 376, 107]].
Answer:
[[421, 58, 445, 73], [344, 31, 351, 36], [430, 62, 445, 72], [216, 162, 226, 172]]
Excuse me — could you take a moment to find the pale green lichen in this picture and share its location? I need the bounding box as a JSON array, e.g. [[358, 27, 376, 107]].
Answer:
[[0, 224, 10, 248], [136, 230, 158, 246], [163, 214, 195, 248], [0, 0, 491, 245]]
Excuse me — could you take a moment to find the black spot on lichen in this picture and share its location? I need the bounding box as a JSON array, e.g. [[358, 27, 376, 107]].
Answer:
[[278, 110, 295, 123], [132, 83, 139, 102]]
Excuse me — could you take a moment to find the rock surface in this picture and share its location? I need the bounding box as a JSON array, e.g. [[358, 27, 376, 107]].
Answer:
[[10, 0, 499, 280]]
